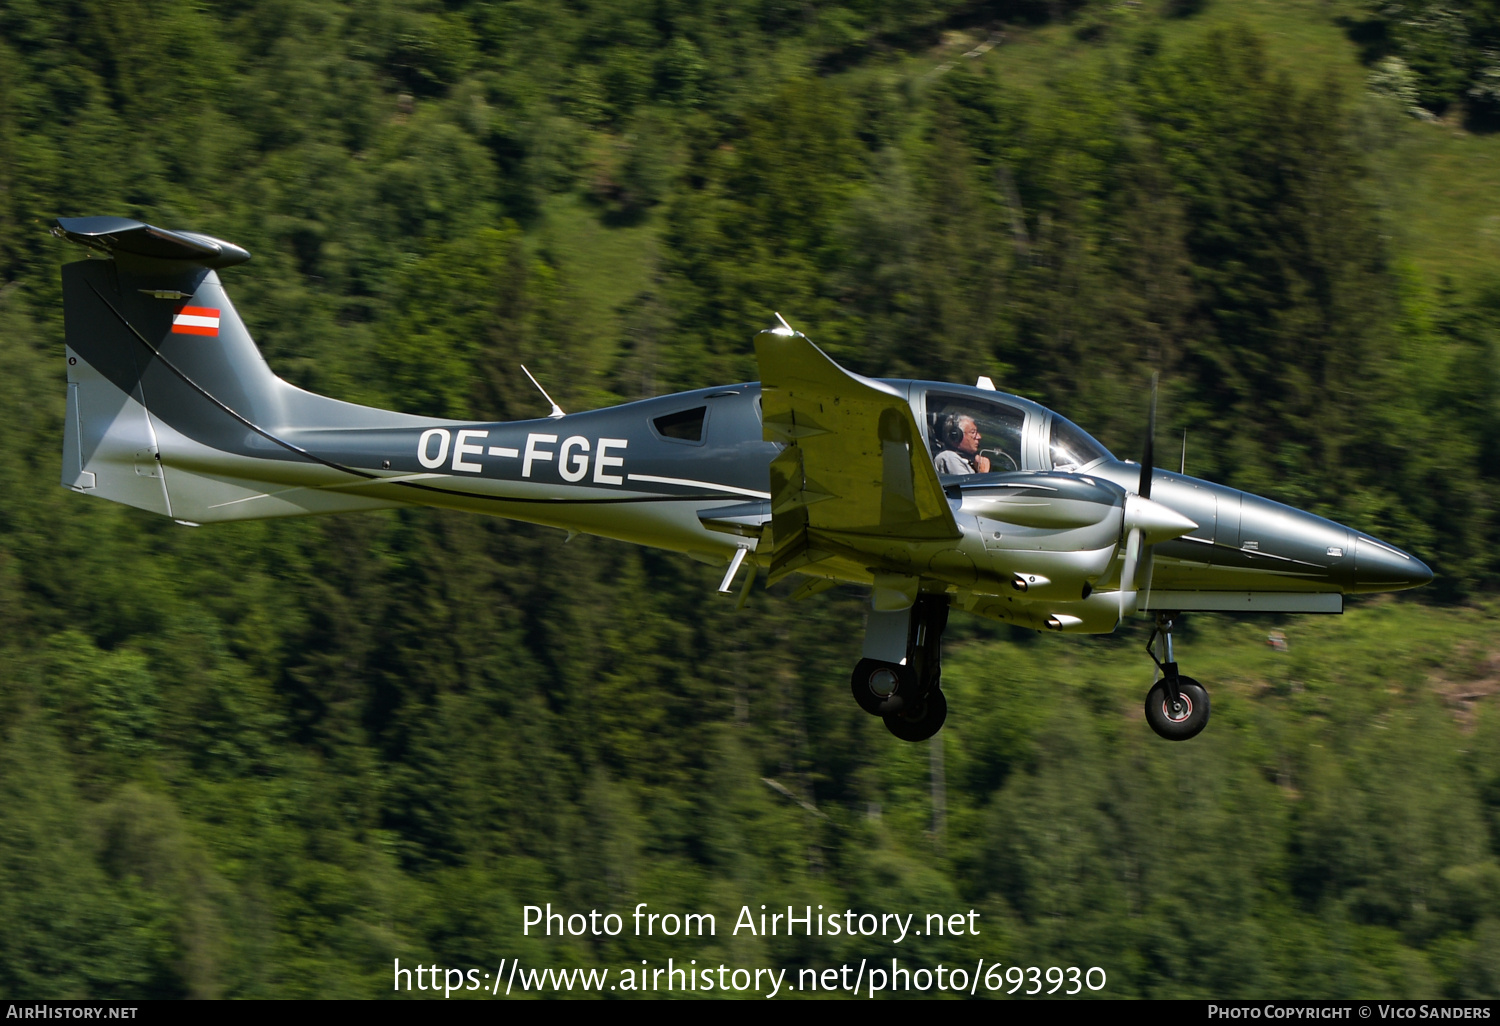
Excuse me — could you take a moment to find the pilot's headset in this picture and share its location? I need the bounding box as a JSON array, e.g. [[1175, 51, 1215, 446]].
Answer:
[[941, 413, 968, 449]]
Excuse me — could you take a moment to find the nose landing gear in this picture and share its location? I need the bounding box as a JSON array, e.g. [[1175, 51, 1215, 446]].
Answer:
[[1143, 612, 1210, 741]]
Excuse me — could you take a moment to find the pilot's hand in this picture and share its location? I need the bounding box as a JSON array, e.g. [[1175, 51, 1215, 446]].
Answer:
[[975, 454, 991, 473]]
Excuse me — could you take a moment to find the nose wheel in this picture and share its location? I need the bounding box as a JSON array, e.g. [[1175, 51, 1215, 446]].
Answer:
[[1144, 613, 1211, 741], [1145, 675, 1210, 740]]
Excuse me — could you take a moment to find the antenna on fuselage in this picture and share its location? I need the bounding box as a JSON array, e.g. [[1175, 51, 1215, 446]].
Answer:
[[520, 364, 566, 419], [1180, 429, 1187, 475]]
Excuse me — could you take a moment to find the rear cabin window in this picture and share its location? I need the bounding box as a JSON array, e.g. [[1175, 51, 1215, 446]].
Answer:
[[654, 406, 707, 442]]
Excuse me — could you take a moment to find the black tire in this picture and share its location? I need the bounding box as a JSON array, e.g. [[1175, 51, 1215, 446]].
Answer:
[[883, 687, 947, 742], [851, 658, 914, 716], [1144, 676, 1210, 741]]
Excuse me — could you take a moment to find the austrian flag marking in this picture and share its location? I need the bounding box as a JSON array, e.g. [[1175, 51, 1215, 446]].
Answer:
[[172, 305, 220, 336]]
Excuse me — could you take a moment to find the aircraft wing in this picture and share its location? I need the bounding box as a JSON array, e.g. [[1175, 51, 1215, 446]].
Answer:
[[755, 331, 958, 584]]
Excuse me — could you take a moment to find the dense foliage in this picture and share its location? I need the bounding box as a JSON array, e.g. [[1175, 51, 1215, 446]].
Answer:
[[1352, 0, 1500, 124], [1, 0, 1499, 999]]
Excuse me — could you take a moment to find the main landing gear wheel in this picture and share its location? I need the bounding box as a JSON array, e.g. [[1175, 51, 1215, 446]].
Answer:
[[851, 658, 914, 716], [853, 594, 950, 741], [1144, 676, 1210, 741], [884, 687, 947, 742]]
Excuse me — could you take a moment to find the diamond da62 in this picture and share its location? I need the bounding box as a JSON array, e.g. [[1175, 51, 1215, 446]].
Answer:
[[51, 217, 1434, 742]]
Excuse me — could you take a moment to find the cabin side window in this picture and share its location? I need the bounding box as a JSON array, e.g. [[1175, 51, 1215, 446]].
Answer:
[[925, 394, 1025, 476], [653, 406, 707, 443]]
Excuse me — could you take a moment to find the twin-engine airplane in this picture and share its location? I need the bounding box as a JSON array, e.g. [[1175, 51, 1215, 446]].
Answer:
[[52, 216, 1433, 742]]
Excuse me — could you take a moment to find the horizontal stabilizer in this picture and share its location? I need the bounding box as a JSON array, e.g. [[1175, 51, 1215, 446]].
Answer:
[[53, 216, 251, 268]]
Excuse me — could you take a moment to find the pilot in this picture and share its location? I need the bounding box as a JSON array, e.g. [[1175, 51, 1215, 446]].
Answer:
[[934, 414, 991, 475]]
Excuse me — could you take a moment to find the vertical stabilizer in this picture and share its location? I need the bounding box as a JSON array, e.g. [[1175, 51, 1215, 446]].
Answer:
[[53, 216, 434, 523]]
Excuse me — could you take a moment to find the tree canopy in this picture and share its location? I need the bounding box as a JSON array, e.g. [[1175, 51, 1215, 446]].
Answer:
[[1, 0, 1499, 999]]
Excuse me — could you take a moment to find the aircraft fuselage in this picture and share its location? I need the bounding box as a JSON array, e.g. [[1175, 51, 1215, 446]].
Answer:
[[133, 374, 1428, 633]]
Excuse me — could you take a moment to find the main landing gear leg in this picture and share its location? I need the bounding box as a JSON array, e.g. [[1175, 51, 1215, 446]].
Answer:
[[850, 594, 949, 742], [1143, 612, 1210, 741]]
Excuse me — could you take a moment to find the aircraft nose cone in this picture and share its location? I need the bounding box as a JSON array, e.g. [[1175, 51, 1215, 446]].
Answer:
[[1352, 534, 1433, 592]]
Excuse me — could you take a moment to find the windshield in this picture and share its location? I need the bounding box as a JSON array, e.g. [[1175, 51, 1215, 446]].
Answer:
[[1049, 414, 1112, 471]]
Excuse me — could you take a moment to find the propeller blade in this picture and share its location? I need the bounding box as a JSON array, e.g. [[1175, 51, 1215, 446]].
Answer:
[[1118, 525, 1142, 623], [1122, 374, 1163, 625], [1140, 371, 1158, 500], [1140, 545, 1155, 614]]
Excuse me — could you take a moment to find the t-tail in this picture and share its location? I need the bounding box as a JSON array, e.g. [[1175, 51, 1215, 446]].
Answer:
[[54, 216, 443, 525]]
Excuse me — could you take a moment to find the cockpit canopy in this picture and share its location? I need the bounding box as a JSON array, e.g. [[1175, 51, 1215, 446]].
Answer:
[[920, 386, 1113, 477]]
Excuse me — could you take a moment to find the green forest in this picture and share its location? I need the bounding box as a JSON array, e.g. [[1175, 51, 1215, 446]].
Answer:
[[3, 0, 1500, 1000]]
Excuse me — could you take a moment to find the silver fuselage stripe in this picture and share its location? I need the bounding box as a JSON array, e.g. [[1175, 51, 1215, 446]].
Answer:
[[625, 473, 770, 499]]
